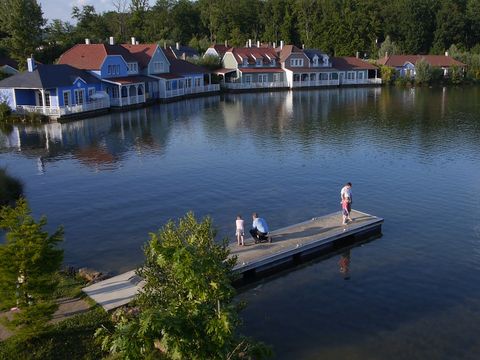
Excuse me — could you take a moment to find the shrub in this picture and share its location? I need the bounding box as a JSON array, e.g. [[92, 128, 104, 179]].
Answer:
[[415, 58, 433, 85], [0, 102, 11, 121], [379, 65, 395, 85], [0, 168, 23, 206]]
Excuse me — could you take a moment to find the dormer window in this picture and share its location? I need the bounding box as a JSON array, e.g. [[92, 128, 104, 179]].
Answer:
[[290, 58, 304, 67], [271, 59, 276, 66], [323, 56, 329, 66], [127, 62, 138, 73], [256, 59, 262, 66], [313, 55, 319, 66], [243, 58, 248, 66]]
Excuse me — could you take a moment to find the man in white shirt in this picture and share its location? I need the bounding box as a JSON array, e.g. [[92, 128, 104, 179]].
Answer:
[[340, 182, 353, 222]]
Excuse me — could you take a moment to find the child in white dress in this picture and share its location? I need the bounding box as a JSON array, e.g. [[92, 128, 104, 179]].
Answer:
[[236, 215, 245, 246]]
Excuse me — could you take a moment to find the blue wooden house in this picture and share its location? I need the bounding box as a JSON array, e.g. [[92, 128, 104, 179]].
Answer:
[[0, 58, 107, 118]]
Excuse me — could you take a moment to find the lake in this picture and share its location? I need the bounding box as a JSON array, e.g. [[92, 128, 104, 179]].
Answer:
[[1, 86, 480, 359]]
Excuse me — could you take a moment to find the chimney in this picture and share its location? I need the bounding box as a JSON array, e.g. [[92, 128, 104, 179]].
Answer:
[[85, 38, 90, 45], [109, 36, 114, 45], [445, 51, 449, 57], [27, 56, 36, 72], [273, 41, 276, 48], [131, 37, 136, 45], [356, 51, 359, 59], [136, 41, 139, 45], [176, 42, 180, 50], [385, 51, 388, 59], [164, 41, 167, 49], [225, 40, 228, 47], [302, 44, 305, 49], [248, 39, 252, 48], [257, 40, 260, 47], [245, 41, 248, 47], [280, 40, 284, 49]]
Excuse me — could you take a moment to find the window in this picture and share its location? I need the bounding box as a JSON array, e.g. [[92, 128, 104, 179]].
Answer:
[[258, 74, 268, 83], [256, 59, 262, 66], [166, 81, 171, 91], [244, 75, 252, 83], [271, 59, 276, 66], [293, 74, 300, 82], [273, 73, 280, 82], [45, 91, 50, 107], [154, 62, 164, 73], [63, 91, 70, 106], [243, 58, 248, 66], [186, 78, 192, 88], [88, 88, 95, 98], [74, 89, 84, 104], [107, 65, 112, 75], [358, 72, 364, 80], [127, 63, 138, 73], [313, 55, 319, 66], [310, 73, 316, 81], [347, 72, 355, 80], [320, 73, 329, 80], [290, 58, 304, 67], [194, 77, 201, 87]]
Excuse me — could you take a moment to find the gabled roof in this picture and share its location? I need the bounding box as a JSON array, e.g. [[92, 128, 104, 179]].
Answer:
[[332, 57, 378, 71], [163, 47, 208, 74], [227, 47, 279, 65], [170, 45, 199, 59], [58, 44, 136, 70], [278, 45, 305, 63], [0, 64, 100, 89], [377, 55, 465, 67], [0, 56, 18, 70], [120, 44, 159, 69], [303, 49, 329, 62], [207, 44, 229, 57]]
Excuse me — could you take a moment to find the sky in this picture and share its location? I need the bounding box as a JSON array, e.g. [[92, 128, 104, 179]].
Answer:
[[38, 0, 152, 23]]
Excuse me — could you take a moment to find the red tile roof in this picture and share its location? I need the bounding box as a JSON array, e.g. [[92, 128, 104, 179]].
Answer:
[[377, 55, 465, 67], [332, 57, 378, 70], [208, 44, 229, 57], [120, 44, 158, 69], [278, 45, 304, 63], [58, 44, 137, 70], [228, 47, 279, 65], [283, 67, 337, 73]]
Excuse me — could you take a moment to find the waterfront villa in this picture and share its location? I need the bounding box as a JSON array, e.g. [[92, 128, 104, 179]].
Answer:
[[216, 42, 381, 90], [0, 58, 107, 117], [218, 46, 287, 90], [0, 56, 18, 75], [377, 53, 466, 78]]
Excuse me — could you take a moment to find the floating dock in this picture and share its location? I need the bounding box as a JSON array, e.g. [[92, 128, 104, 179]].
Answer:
[[83, 209, 383, 310]]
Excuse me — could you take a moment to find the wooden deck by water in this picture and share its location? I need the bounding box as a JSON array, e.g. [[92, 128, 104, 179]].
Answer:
[[83, 209, 383, 310]]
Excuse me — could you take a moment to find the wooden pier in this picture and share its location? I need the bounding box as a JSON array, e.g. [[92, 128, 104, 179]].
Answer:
[[83, 209, 383, 310], [230, 209, 383, 278]]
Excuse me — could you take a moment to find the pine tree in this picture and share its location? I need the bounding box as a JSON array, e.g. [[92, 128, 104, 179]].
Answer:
[[0, 198, 64, 332]]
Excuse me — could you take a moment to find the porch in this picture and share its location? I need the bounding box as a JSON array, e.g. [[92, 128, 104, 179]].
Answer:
[[16, 98, 110, 118], [103, 77, 148, 108]]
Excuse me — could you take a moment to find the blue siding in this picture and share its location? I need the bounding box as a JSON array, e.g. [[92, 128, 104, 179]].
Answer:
[[100, 55, 129, 79], [57, 80, 101, 106], [148, 48, 170, 74]]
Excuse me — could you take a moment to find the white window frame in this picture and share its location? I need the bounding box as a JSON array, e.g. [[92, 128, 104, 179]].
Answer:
[[74, 89, 84, 105], [347, 72, 355, 80], [358, 71, 364, 80], [194, 77, 201, 87], [154, 61, 164, 73], [256, 59, 262, 66], [88, 87, 95, 98], [290, 58, 304, 67], [63, 90, 71, 106], [244, 74, 252, 83], [273, 73, 280, 82], [186, 78, 192, 88], [258, 74, 268, 83]]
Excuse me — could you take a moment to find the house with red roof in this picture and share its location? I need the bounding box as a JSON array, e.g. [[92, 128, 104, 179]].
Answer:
[[377, 53, 466, 78], [219, 46, 287, 90], [204, 44, 230, 59], [332, 57, 380, 85]]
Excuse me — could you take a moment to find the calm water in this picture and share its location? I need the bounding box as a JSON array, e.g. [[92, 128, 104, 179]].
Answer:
[[1, 87, 480, 359]]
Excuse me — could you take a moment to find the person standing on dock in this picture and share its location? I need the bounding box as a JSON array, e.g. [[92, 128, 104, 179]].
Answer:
[[236, 215, 245, 246], [249, 212, 271, 243], [341, 182, 353, 222]]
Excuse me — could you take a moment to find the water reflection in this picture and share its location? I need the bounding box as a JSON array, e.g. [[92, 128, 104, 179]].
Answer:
[[339, 249, 351, 280]]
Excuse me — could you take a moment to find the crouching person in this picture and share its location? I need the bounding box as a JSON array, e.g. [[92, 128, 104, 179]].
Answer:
[[249, 212, 271, 243]]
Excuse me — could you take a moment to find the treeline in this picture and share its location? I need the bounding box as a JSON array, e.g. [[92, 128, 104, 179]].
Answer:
[[1, 0, 480, 69]]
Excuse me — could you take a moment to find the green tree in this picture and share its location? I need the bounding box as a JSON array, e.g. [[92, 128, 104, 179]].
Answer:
[[377, 35, 398, 59], [379, 65, 395, 84], [0, 198, 64, 332], [432, 0, 467, 53], [129, 0, 149, 41], [414, 58, 433, 84], [72, 5, 109, 43], [466, 0, 480, 48], [0, 0, 45, 70], [96, 212, 271, 359]]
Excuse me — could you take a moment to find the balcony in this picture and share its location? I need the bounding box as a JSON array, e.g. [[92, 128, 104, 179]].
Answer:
[[16, 98, 111, 118], [222, 81, 288, 90]]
